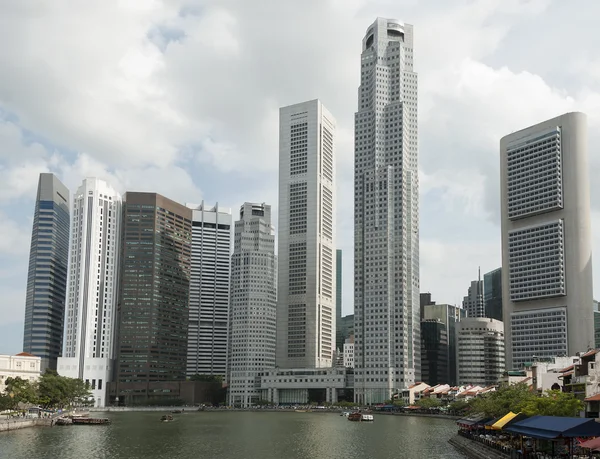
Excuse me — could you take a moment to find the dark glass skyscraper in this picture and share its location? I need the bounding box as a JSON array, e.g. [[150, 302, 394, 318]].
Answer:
[[421, 319, 448, 386], [113, 193, 192, 405], [23, 173, 70, 372], [483, 268, 503, 322]]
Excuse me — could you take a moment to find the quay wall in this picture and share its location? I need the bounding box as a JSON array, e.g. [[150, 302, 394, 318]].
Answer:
[[0, 418, 53, 432], [449, 435, 510, 459]]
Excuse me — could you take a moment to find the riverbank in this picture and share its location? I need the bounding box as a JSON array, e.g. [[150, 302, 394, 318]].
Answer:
[[449, 434, 509, 459], [0, 418, 54, 432]]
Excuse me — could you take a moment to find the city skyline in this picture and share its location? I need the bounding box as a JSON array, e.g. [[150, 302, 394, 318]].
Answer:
[[4, 2, 600, 354]]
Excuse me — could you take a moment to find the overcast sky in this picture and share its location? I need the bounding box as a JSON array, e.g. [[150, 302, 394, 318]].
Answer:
[[1, 0, 600, 354]]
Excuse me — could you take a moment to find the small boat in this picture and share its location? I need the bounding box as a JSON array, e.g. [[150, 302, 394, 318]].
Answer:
[[340, 411, 350, 417], [55, 418, 72, 426], [361, 414, 374, 422], [347, 412, 373, 422], [161, 415, 174, 422]]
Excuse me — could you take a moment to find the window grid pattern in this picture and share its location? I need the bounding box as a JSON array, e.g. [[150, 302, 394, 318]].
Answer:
[[511, 308, 567, 367], [508, 220, 565, 301], [290, 123, 308, 175], [289, 182, 307, 235], [507, 129, 562, 220]]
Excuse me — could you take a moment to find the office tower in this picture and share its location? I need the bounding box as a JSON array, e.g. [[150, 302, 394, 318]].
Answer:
[[23, 173, 70, 372], [343, 335, 355, 368], [484, 268, 503, 321], [594, 301, 600, 349], [463, 278, 484, 318], [57, 178, 121, 407], [422, 303, 465, 386], [113, 192, 192, 405], [354, 18, 419, 404], [457, 318, 505, 386], [186, 202, 232, 378], [336, 249, 343, 350], [228, 203, 277, 407], [501, 112, 593, 369], [420, 293, 435, 324], [420, 319, 448, 386], [277, 99, 336, 369]]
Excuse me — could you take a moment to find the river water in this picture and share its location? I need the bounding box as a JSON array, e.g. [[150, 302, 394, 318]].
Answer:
[[0, 411, 466, 459]]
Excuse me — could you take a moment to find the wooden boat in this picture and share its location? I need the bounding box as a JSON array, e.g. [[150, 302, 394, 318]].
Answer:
[[55, 418, 72, 426], [72, 417, 111, 425], [348, 412, 362, 422], [161, 414, 174, 422]]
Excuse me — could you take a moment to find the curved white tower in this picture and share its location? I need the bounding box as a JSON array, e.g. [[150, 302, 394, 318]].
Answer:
[[58, 178, 122, 407], [354, 18, 420, 404]]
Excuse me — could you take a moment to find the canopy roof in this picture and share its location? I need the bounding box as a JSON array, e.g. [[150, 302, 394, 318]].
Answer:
[[457, 414, 492, 426], [505, 416, 600, 439], [492, 412, 517, 430]]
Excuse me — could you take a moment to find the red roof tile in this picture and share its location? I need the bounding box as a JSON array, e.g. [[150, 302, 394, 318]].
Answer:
[[582, 349, 599, 358], [15, 352, 36, 357], [559, 365, 574, 373], [585, 393, 600, 402]]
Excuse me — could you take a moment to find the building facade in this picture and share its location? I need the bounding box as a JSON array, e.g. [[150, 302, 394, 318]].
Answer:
[[23, 173, 70, 372], [484, 268, 503, 321], [57, 178, 121, 407], [228, 203, 277, 408], [463, 278, 484, 318], [113, 192, 192, 405], [336, 249, 343, 351], [343, 335, 355, 369], [501, 112, 594, 369], [456, 318, 505, 386], [420, 319, 448, 386], [0, 353, 42, 392], [186, 202, 232, 378], [594, 301, 600, 349], [353, 18, 420, 404], [422, 303, 465, 386], [277, 99, 336, 369]]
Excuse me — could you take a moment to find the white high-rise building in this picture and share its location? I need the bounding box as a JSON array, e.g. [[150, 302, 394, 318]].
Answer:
[[277, 99, 336, 369], [354, 18, 420, 404], [227, 203, 277, 407], [501, 112, 594, 369], [57, 178, 122, 407], [457, 318, 505, 386], [186, 202, 232, 378]]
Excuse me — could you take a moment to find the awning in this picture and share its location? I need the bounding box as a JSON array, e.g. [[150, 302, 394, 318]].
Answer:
[[485, 416, 502, 430], [580, 437, 600, 451], [505, 416, 600, 439], [457, 414, 485, 426], [492, 412, 518, 430]]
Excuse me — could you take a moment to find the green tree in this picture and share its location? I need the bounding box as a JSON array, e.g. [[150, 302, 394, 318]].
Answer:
[[448, 400, 470, 414], [37, 370, 93, 408], [521, 390, 583, 417], [468, 383, 537, 418], [393, 400, 406, 408], [3, 377, 38, 407], [188, 374, 223, 383], [416, 397, 442, 409]]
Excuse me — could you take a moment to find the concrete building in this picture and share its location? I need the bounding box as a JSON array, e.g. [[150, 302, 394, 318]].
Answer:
[[23, 173, 70, 372], [484, 268, 503, 321], [354, 17, 420, 405], [112, 193, 192, 405], [228, 203, 277, 408], [419, 293, 435, 323], [594, 301, 600, 349], [58, 178, 122, 407], [501, 112, 594, 369], [457, 318, 505, 386], [335, 249, 343, 351], [277, 99, 336, 369], [343, 335, 355, 369], [0, 353, 42, 392], [463, 277, 484, 318], [422, 303, 465, 386], [421, 319, 448, 386], [186, 202, 232, 378]]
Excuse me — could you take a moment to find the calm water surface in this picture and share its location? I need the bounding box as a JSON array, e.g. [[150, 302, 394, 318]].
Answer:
[[0, 411, 466, 459]]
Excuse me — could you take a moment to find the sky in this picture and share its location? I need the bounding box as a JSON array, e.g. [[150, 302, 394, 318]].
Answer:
[[2, 0, 600, 354]]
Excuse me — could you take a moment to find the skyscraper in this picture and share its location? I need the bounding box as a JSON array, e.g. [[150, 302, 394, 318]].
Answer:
[[457, 318, 505, 386], [336, 249, 343, 351], [501, 112, 593, 369], [483, 268, 503, 321], [23, 173, 70, 372], [420, 319, 448, 386], [354, 18, 419, 404], [113, 192, 192, 405], [463, 277, 484, 318], [228, 203, 277, 407], [277, 99, 336, 369], [57, 178, 121, 407], [186, 202, 232, 378]]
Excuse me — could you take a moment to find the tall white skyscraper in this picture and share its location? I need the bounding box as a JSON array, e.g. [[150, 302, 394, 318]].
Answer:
[[227, 203, 277, 407], [277, 99, 336, 369], [354, 18, 420, 404], [501, 112, 593, 369], [186, 202, 232, 378], [57, 178, 122, 407]]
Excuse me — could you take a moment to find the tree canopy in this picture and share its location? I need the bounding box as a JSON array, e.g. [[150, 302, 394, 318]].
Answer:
[[416, 397, 442, 409]]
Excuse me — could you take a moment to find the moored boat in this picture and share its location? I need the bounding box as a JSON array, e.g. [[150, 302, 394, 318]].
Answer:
[[161, 414, 174, 422], [347, 412, 373, 422], [71, 417, 111, 425]]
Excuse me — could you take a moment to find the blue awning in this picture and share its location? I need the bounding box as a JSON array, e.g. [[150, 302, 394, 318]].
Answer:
[[505, 416, 600, 439]]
